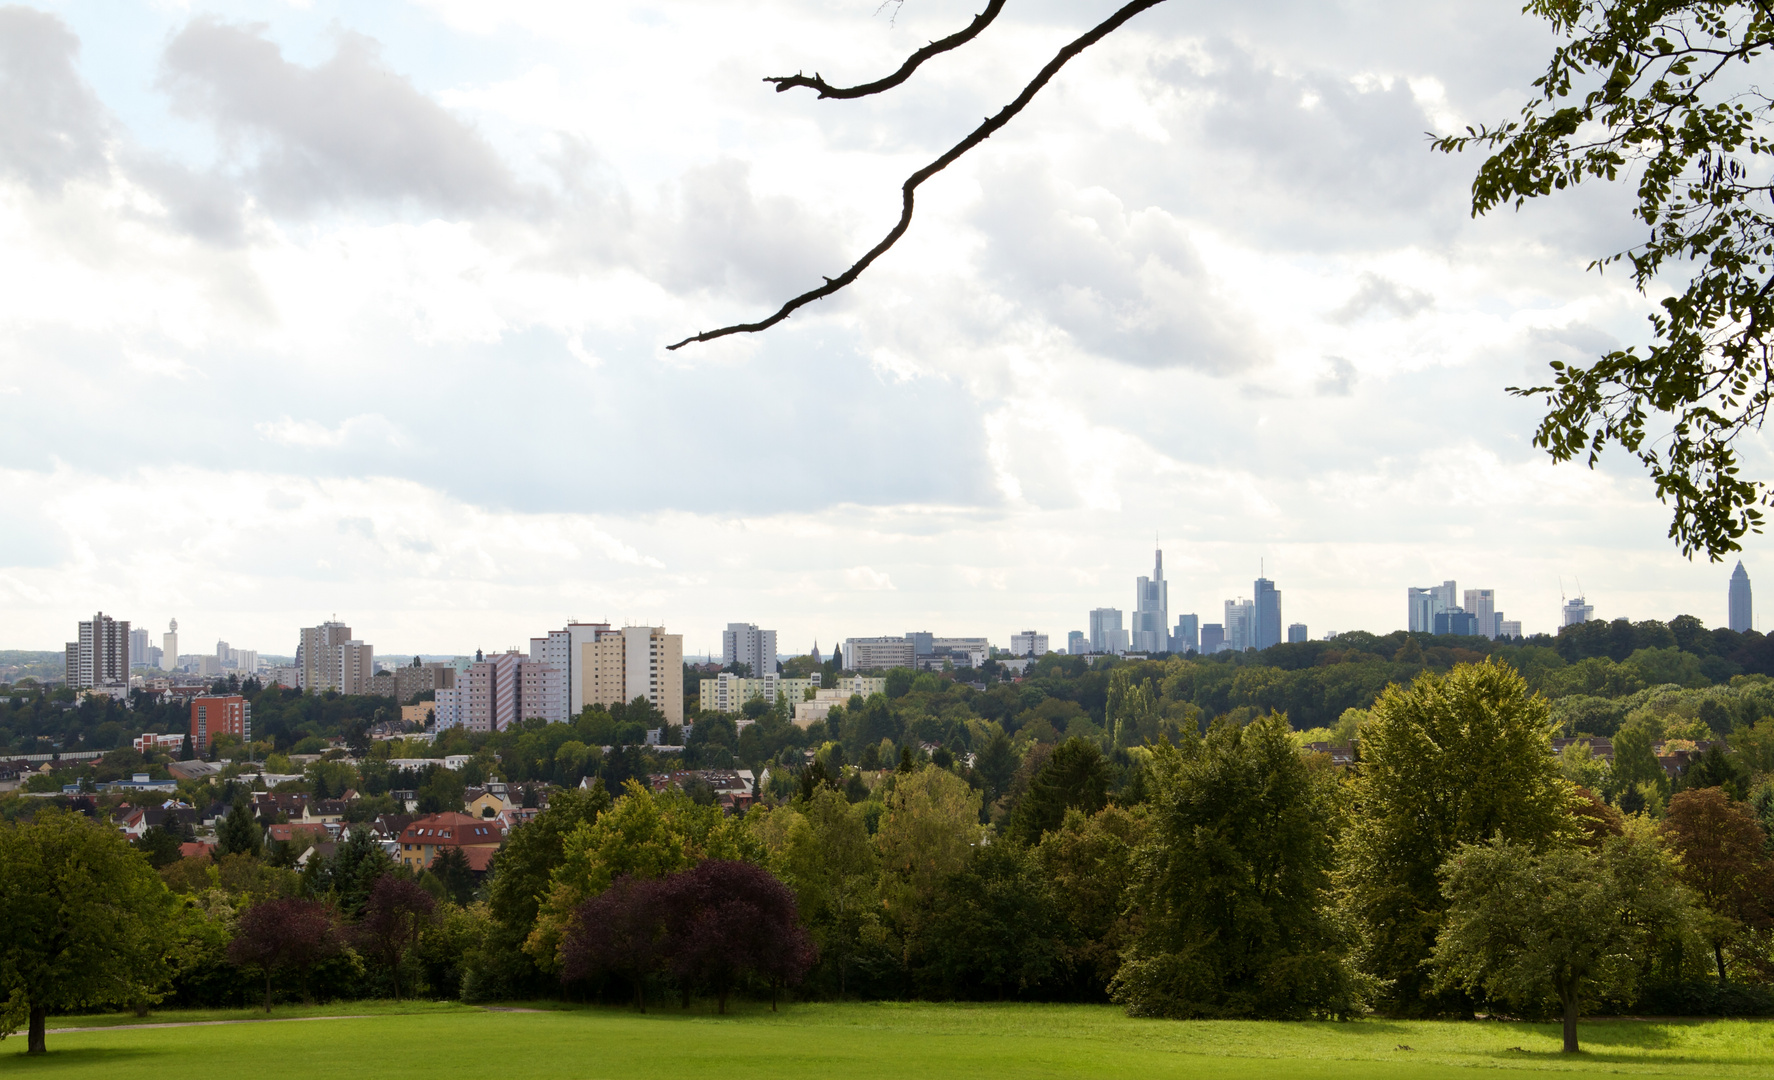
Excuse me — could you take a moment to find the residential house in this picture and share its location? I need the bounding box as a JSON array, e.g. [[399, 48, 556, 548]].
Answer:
[[396, 812, 505, 871]]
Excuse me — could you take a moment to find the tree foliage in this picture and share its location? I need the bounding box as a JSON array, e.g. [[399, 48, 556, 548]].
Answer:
[[1111, 714, 1357, 1018], [226, 897, 344, 1012], [0, 810, 176, 1053], [1437, 0, 1774, 556], [1340, 661, 1581, 1013]]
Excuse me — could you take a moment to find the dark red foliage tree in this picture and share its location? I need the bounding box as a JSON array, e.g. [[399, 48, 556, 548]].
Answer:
[[662, 860, 816, 1013], [560, 875, 671, 1011], [354, 875, 437, 1000], [226, 897, 344, 1011]]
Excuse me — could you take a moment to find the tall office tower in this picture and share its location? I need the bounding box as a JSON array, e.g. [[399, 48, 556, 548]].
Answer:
[[128, 627, 149, 669], [1200, 623, 1227, 653], [1224, 598, 1255, 651], [1131, 548, 1169, 653], [162, 618, 179, 672], [722, 623, 778, 677], [1730, 561, 1753, 632], [65, 612, 131, 689], [1287, 623, 1308, 643], [1407, 587, 1440, 632], [1463, 589, 1498, 640], [1253, 576, 1282, 650], [1066, 630, 1088, 655], [1562, 596, 1594, 627], [1171, 614, 1199, 654], [1009, 631, 1049, 656], [1500, 620, 1522, 639], [1088, 608, 1127, 654]]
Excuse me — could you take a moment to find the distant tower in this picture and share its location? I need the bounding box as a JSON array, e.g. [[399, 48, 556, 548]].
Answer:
[[1132, 547, 1169, 653], [161, 617, 179, 672], [1730, 561, 1753, 632], [811, 641, 822, 665]]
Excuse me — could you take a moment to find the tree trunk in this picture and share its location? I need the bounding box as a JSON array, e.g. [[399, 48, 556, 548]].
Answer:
[[1561, 991, 1579, 1054], [26, 1006, 46, 1055], [1715, 942, 1727, 987], [634, 978, 646, 1014], [265, 973, 274, 1013], [771, 977, 779, 1012]]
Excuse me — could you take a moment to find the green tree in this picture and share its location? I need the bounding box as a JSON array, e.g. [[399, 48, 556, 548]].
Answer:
[[1660, 786, 1774, 983], [1433, 835, 1695, 1052], [1005, 737, 1111, 844], [758, 788, 882, 997], [133, 823, 184, 869], [428, 846, 477, 905], [1435, 0, 1774, 556], [1111, 714, 1357, 1018], [1340, 661, 1580, 1014], [475, 785, 609, 999], [0, 809, 176, 1053], [973, 724, 1017, 804], [874, 766, 984, 966], [1035, 805, 1147, 996], [216, 800, 262, 859]]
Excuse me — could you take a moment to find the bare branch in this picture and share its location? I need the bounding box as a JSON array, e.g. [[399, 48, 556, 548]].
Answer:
[[670, 0, 1174, 350], [766, 0, 1009, 99]]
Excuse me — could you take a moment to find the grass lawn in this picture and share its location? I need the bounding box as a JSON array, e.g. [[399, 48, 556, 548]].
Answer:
[[6, 1001, 1771, 1078]]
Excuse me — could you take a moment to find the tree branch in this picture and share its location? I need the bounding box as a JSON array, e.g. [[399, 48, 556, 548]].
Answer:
[[766, 0, 1009, 99], [670, 0, 1174, 350]]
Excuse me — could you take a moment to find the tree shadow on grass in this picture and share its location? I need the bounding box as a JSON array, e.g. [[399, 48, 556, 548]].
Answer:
[[3, 1048, 157, 1069]]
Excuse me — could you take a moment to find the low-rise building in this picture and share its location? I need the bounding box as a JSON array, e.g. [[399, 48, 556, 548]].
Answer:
[[396, 812, 505, 871]]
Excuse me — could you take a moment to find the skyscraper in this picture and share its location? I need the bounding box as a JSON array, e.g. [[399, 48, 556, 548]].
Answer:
[[1252, 576, 1282, 650], [1407, 580, 1457, 633], [1224, 598, 1255, 651], [297, 620, 375, 694], [162, 618, 179, 672], [1463, 589, 1497, 640], [1171, 614, 1199, 654], [128, 627, 149, 669], [1287, 623, 1308, 643], [65, 612, 130, 689], [1562, 596, 1594, 627], [1066, 630, 1088, 655], [1089, 608, 1127, 654], [1730, 561, 1753, 632], [1132, 548, 1169, 653]]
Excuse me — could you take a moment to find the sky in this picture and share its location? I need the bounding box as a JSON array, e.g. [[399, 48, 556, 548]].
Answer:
[[0, 0, 1766, 659]]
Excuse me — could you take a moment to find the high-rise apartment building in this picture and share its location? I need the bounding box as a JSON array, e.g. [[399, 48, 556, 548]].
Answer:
[[722, 623, 778, 677], [1287, 623, 1308, 643], [1253, 576, 1282, 650], [297, 621, 374, 694], [547, 626, 685, 726], [1730, 561, 1753, 633], [65, 612, 130, 690], [1066, 630, 1088, 655], [1171, 614, 1199, 654], [190, 695, 249, 751], [1009, 631, 1049, 656], [1563, 596, 1594, 627], [161, 618, 179, 672], [1132, 549, 1169, 653], [448, 650, 566, 733], [1088, 608, 1128, 655]]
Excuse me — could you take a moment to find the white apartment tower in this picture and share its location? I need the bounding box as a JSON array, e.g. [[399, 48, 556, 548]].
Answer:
[[1009, 631, 1049, 657], [722, 623, 778, 677], [162, 618, 179, 672], [65, 612, 130, 689]]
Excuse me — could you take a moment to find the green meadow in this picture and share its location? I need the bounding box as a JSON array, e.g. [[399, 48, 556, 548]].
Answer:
[[6, 1002, 1770, 1079]]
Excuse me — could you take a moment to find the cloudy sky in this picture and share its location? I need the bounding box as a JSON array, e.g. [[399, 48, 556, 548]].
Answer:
[[0, 0, 1764, 658]]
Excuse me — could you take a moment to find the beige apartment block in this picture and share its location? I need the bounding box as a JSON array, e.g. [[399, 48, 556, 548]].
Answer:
[[578, 626, 682, 725]]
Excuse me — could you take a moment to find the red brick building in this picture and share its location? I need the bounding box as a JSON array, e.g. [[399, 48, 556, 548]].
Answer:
[[189, 695, 249, 751]]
